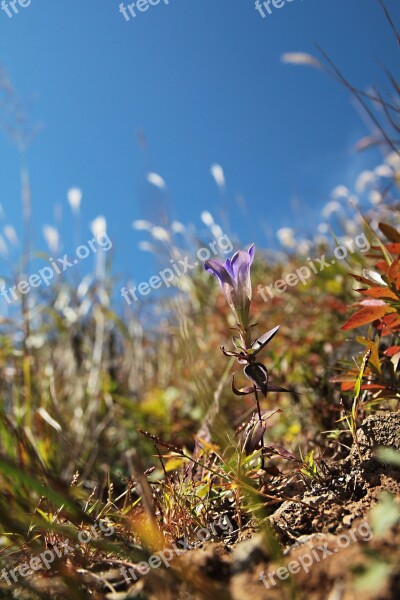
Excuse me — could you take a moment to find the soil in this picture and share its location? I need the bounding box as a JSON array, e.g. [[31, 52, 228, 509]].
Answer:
[[101, 412, 400, 600], [14, 413, 400, 600]]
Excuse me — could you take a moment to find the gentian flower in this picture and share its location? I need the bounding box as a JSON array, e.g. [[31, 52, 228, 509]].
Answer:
[[204, 244, 255, 329]]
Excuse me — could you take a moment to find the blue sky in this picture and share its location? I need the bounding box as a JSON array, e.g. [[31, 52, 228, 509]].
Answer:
[[0, 0, 399, 290]]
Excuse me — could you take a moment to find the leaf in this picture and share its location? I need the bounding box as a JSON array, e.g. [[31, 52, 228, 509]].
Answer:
[[251, 325, 280, 354], [390, 351, 400, 370], [35, 508, 53, 523], [350, 273, 376, 286], [355, 561, 391, 594], [244, 362, 269, 397], [359, 384, 386, 390], [341, 306, 396, 330], [380, 312, 400, 335], [164, 457, 187, 472], [353, 350, 371, 407], [0, 457, 82, 516], [359, 299, 386, 307], [385, 243, 400, 254], [232, 336, 244, 350], [388, 258, 400, 289], [341, 381, 357, 391], [330, 371, 358, 390], [370, 493, 400, 537], [376, 447, 400, 467], [384, 345, 400, 357], [264, 444, 297, 461], [375, 260, 390, 273], [36, 407, 62, 433], [221, 346, 241, 358], [363, 269, 388, 286], [239, 409, 282, 455], [356, 337, 381, 373], [242, 420, 266, 454], [231, 376, 255, 396], [357, 287, 399, 301], [330, 372, 359, 383], [379, 222, 400, 242], [265, 384, 294, 394]]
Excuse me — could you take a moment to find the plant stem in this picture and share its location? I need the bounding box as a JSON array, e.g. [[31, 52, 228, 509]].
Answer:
[[254, 389, 265, 469]]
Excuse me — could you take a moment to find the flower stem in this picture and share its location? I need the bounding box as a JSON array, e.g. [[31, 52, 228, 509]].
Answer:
[[254, 388, 265, 469]]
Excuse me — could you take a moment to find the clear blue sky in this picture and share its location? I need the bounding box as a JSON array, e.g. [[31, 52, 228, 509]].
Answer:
[[0, 0, 399, 288]]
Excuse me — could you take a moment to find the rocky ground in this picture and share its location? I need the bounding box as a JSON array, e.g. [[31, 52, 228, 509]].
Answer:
[[37, 412, 397, 600], [7, 413, 400, 600]]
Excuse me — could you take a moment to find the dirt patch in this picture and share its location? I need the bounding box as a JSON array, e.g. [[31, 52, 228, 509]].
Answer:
[[107, 413, 400, 600], [9, 414, 399, 600]]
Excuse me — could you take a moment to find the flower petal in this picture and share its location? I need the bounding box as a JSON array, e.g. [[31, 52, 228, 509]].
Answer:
[[230, 246, 254, 281], [204, 259, 234, 287], [229, 245, 255, 303]]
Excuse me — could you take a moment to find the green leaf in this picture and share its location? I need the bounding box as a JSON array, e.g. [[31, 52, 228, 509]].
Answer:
[[370, 493, 400, 536], [376, 447, 400, 467], [355, 560, 391, 594]]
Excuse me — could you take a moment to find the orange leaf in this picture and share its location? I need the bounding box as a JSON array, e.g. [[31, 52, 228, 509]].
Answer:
[[357, 287, 398, 301], [341, 306, 396, 331], [380, 312, 400, 335], [388, 258, 400, 286], [341, 381, 356, 391], [356, 336, 381, 373]]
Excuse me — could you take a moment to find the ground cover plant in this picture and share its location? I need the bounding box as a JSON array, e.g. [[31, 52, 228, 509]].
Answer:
[[0, 5, 399, 600]]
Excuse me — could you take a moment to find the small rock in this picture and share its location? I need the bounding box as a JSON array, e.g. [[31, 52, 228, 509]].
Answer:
[[230, 534, 270, 574], [342, 514, 354, 527], [352, 412, 400, 466]]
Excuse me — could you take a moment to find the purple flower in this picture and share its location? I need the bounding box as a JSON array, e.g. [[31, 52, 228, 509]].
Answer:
[[204, 244, 255, 328]]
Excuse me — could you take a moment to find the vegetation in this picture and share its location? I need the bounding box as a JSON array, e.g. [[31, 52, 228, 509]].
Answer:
[[0, 4, 399, 599]]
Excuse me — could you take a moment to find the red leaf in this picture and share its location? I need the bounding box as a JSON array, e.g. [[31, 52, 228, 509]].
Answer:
[[375, 260, 389, 273], [386, 243, 400, 254], [360, 384, 386, 390], [384, 346, 400, 357], [338, 380, 384, 392], [341, 306, 396, 331]]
